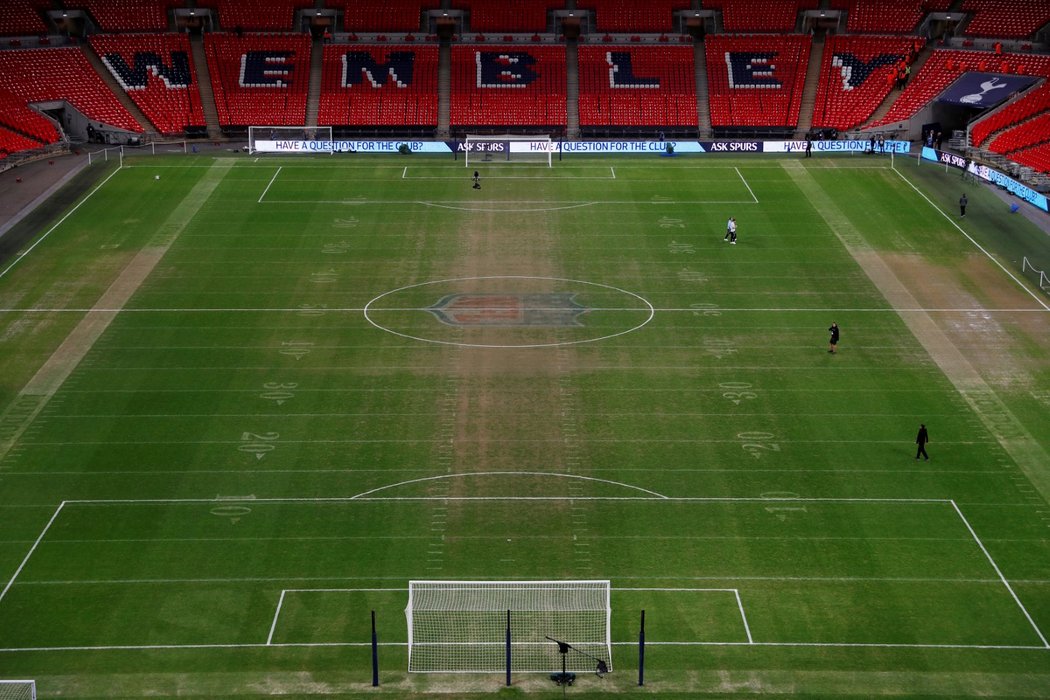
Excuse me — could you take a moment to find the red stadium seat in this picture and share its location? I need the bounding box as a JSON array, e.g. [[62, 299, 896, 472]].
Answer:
[[343, 0, 438, 33], [703, 0, 817, 33], [827, 0, 925, 34], [1008, 142, 1050, 173], [0, 88, 60, 152], [317, 44, 438, 127], [449, 44, 566, 129], [204, 33, 311, 127], [90, 34, 206, 134], [961, 0, 1050, 39], [705, 34, 811, 128], [451, 0, 561, 33], [0, 0, 50, 37], [196, 0, 315, 32], [986, 112, 1050, 154], [577, 45, 697, 129], [577, 0, 692, 33], [970, 82, 1050, 147], [64, 0, 170, 32]]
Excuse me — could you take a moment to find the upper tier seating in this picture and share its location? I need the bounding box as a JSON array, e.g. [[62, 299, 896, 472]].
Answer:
[[812, 35, 921, 131], [449, 44, 566, 129], [451, 0, 559, 33], [961, 0, 1050, 38], [0, 0, 50, 36], [0, 88, 60, 146], [343, 0, 437, 33], [827, 0, 925, 34], [65, 0, 170, 31], [705, 34, 811, 128], [577, 0, 692, 33], [317, 44, 438, 127], [0, 47, 141, 131], [577, 45, 697, 128], [970, 81, 1050, 146], [703, 0, 817, 32], [90, 34, 206, 134], [1008, 142, 1050, 173], [871, 50, 1050, 127], [204, 33, 310, 126], [986, 112, 1050, 153], [196, 0, 314, 32]]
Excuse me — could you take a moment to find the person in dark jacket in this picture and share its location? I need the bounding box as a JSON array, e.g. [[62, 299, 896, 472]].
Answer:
[[828, 322, 839, 354], [915, 424, 930, 460]]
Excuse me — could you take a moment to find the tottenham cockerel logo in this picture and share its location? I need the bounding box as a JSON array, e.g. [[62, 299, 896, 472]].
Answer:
[[427, 293, 587, 327]]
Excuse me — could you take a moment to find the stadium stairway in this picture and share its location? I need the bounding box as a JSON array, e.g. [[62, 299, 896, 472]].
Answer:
[[305, 35, 323, 128], [82, 43, 156, 136], [437, 40, 451, 138], [858, 39, 937, 131], [796, 34, 825, 137], [566, 38, 580, 139], [694, 38, 711, 136], [189, 34, 222, 139]]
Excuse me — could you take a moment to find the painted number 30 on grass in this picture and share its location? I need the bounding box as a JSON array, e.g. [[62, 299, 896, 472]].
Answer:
[[737, 431, 779, 459]]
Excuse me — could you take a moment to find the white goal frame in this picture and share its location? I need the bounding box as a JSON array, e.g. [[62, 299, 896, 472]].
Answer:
[[0, 681, 36, 700], [406, 580, 611, 674], [464, 134, 554, 167], [248, 126, 334, 155]]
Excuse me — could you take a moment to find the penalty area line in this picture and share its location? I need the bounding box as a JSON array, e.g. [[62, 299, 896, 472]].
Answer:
[[735, 167, 759, 203], [257, 166, 281, 204], [0, 501, 65, 606]]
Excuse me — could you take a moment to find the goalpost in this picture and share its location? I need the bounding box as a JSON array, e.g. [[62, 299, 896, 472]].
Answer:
[[406, 580, 611, 674], [0, 681, 36, 700], [464, 134, 554, 167], [248, 126, 334, 155]]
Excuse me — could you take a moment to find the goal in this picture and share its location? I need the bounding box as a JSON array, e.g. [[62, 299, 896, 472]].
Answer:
[[248, 126, 334, 155], [0, 681, 36, 700], [406, 580, 611, 673], [464, 134, 554, 167]]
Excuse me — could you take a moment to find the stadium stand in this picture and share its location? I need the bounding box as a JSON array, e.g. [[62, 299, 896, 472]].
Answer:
[[703, 0, 816, 33], [89, 34, 206, 134], [0, 47, 142, 132], [576, 0, 692, 33], [705, 34, 811, 129], [64, 0, 170, 32], [0, 0, 50, 37], [827, 0, 926, 34], [0, 125, 44, 157], [451, 0, 560, 33], [970, 81, 1050, 146], [343, 0, 437, 33], [0, 88, 60, 146], [812, 35, 921, 131], [986, 111, 1050, 153], [196, 0, 314, 32], [870, 50, 1050, 128], [449, 44, 566, 130], [317, 44, 438, 128], [577, 45, 697, 130], [1008, 142, 1050, 173], [204, 33, 311, 126], [961, 0, 1050, 38]]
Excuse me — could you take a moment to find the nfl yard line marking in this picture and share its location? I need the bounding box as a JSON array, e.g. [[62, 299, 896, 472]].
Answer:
[[951, 500, 1050, 648], [0, 165, 123, 280], [257, 166, 281, 203], [735, 166, 759, 203], [891, 166, 1049, 312]]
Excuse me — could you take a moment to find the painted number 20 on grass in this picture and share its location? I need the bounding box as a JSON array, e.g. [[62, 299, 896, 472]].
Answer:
[[737, 431, 780, 459]]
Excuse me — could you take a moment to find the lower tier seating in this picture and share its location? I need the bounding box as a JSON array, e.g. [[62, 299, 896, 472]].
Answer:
[[577, 45, 697, 128], [970, 82, 1050, 147], [986, 112, 1050, 153], [0, 47, 141, 132], [812, 35, 921, 131], [90, 34, 206, 135], [317, 44, 438, 127], [0, 125, 43, 157], [450, 44, 566, 129], [204, 33, 310, 127], [1008, 142, 1050, 173], [705, 34, 811, 128], [0, 88, 60, 145]]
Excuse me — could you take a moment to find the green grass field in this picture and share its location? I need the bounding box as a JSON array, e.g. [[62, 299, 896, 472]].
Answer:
[[0, 151, 1048, 698]]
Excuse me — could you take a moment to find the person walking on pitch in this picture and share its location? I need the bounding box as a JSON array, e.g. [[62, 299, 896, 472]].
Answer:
[[828, 322, 839, 353], [915, 423, 930, 460], [724, 217, 737, 244]]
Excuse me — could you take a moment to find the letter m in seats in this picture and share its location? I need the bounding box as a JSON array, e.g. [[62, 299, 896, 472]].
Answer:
[[341, 51, 415, 88], [102, 51, 193, 90]]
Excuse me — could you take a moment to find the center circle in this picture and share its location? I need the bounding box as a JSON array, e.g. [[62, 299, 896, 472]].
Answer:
[[363, 276, 655, 348]]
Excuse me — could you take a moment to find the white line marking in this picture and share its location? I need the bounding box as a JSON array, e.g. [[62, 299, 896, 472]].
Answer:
[[734, 589, 754, 644], [265, 589, 286, 645], [610, 166, 616, 179], [892, 165, 1049, 311], [0, 307, 1042, 314], [401, 166, 407, 179], [950, 500, 1049, 648], [735, 166, 759, 203], [0, 167, 123, 280], [0, 502, 65, 605], [348, 472, 669, 500], [257, 167, 281, 204], [61, 496, 948, 505]]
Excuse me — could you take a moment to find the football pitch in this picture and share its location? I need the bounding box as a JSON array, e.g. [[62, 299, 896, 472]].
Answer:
[[0, 151, 1048, 698]]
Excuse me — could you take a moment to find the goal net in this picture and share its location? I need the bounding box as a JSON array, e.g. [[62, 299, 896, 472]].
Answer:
[[0, 681, 36, 700], [248, 126, 334, 155], [464, 134, 554, 167], [406, 580, 611, 673]]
